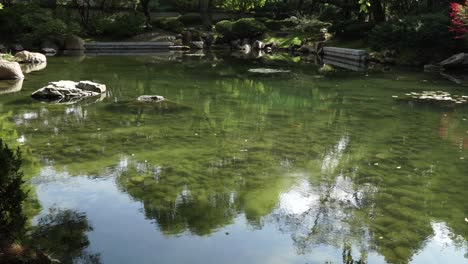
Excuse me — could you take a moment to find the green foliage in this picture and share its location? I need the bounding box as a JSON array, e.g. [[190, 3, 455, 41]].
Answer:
[[293, 16, 330, 39], [215, 20, 234, 37], [318, 3, 342, 22], [264, 18, 298, 31], [369, 13, 455, 54], [0, 139, 26, 241], [215, 18, 266, 40], [263, 35, 302, 48], [329, 20, 376, 38], [0, 5, 82, 45], [0, 52, 14, 61], [231, 18, 266, 39], [91, 14, 145, 38], [358, 0, 371, 13], [152, 17, 185, 33], [218, 0, 267, 12]]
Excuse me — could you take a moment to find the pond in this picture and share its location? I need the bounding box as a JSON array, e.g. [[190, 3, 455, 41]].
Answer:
[[0, 52, 467, 264]]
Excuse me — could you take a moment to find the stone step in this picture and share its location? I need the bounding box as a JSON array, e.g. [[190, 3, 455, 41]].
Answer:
[[323, 47, 368, 61]]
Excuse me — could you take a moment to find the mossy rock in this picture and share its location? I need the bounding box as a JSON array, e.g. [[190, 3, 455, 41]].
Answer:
[[215, 18, 266, 40]]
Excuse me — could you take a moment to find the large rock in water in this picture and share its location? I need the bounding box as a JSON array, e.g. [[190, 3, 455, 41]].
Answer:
[[0, 61, 24, 79], [440, 53, 468, 68], [64, 35, 85, 50], [31, 81, 106, 101], [14, 51, 47, 64]]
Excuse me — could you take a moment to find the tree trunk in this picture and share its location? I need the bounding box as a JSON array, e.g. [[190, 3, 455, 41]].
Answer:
[[199, 0, 212, 27], [141, 0, 152, 28], [371, 0, 385, 23]]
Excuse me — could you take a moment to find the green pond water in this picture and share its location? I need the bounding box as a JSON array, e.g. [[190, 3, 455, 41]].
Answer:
[[0, 53, 467, 264]]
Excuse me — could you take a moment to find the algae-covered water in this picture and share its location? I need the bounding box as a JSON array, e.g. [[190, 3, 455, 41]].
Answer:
[[0, 53, 467, 264]]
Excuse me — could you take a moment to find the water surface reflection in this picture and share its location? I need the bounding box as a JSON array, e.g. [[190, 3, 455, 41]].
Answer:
[[0, 54, 467, 263]]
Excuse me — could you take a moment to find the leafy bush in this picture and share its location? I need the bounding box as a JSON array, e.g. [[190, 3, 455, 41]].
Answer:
[[153, 17, 184, 33], [0, 5, 28, 41], [0, 52, 14, 61], [215, 20, 234, 37], [215, 18, 266, 40], [0, 5, 82, 45], [0, 139, 26, 241], [93, 14, 145, 38], [369, 13, 455, 52], [294, 17, 329, 39], [231, 18, 266, 39], [264, 19, 283, 30], [318, 3, 342, 22], [264, 18, 298, 31], [219, 0, 267, 12], [13, 7, 81, 45]]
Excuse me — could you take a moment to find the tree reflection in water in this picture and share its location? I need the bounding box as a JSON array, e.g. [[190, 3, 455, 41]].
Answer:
[[0, 139, 100, 264]]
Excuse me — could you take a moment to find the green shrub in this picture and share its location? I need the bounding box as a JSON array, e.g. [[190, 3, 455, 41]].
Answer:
[[264, 18, 298, 31], [231, 18, 266, 39], [0, 139, 26, 241], [97, 14, 145, 38], [215, 20, 234, 37], [0, 52, 14, 61], [153, 17, 185, 33], [0, 5, 82, 45], [369, 13, 455, 53], [294, 17, 330, 39], [18, 7, 82, 45], [216, 18, 268, 40], [318, 3, 341, 22], [219, 0, 267, 12], [264, 19, 282, 30], [329, 20, 375, 38], [0, 7, 23, 40], [177, 14, 203, 25]]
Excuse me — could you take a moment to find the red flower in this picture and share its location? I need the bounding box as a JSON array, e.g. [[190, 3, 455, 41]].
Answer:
[[449, 1, 468, 39]]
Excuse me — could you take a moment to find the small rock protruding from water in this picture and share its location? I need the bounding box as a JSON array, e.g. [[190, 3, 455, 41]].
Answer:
[[248, 68, 291, 74], [137, 95, 165, 103], [397, 91, 468, 105]]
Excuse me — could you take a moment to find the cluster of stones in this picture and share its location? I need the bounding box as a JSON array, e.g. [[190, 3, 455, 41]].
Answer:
[[397, 91, 468, 104], [0, 51, 48, 80]]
